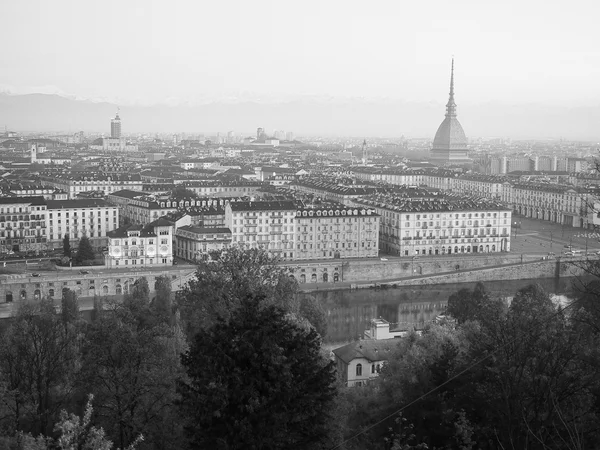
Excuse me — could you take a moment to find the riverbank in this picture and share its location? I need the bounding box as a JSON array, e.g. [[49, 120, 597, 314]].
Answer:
[[298, 255, 589, 293]]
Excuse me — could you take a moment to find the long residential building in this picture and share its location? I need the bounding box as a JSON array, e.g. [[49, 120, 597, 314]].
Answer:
[[501, 183, 595, 228], [0, 197, 119, 253], [39, 173, 143, 199], [291, 179, 387, 206], [353, 193, 512, 256], [348, 169, 600, 229]]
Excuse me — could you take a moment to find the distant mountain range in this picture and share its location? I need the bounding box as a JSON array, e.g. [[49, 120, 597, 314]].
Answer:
[[0, 93, 599, 141]]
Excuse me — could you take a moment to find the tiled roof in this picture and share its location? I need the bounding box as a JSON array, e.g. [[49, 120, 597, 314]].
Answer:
[[46, 199, 113, 209], [148, 217, 173, 227], [109, 189, 147, 199], [332, 340, 395, 364], [0, 196, 46, 205], [229, 200, 297, 211], [295, 206, 379, 217], [176, 225, 232, 235], [108, 223, 156, 238]]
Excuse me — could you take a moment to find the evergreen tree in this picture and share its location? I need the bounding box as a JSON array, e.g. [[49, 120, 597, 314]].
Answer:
[[152, 275, 173, 323], [179, 294, 337, 449], [63, 234, 71, 258], [75, 236, 95, 264], [61, 288, 79, 326], [176, 246, 299, 337]]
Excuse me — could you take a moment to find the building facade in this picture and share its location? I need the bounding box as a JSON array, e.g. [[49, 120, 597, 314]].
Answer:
[[0, 197, 48, 254], [225, 201, 297, 260], [293, 206, 380, 261], [39, 174, 143, 199], [429, 59, 471, 166], [106, 219, 174, 268], [175, 226, 232, 261], [46, 199, 119, 249], [354, 194, 512, 256]]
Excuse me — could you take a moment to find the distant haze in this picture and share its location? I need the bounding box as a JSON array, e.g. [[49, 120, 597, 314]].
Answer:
[[1, 0, 599, 138], [1, 93, 600, 141]]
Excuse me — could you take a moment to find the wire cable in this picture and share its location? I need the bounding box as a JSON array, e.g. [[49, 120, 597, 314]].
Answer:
[[329, 291, 588, 450]]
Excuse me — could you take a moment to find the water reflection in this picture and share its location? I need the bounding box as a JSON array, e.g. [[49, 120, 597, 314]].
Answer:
[[300, 277, 585, 348]]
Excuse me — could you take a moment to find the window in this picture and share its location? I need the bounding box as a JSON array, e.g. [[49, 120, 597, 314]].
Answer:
[[356, 363, 362, 376]]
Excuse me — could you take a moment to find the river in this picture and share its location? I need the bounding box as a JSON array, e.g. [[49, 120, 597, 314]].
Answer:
[[299, 276, 591, 349]]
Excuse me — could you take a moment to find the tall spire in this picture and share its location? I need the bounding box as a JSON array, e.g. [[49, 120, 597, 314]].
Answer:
[[445, 57, 457, 118]]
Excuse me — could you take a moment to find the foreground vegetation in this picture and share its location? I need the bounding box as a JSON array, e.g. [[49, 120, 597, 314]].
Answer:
[[1, 247, 600, 449]]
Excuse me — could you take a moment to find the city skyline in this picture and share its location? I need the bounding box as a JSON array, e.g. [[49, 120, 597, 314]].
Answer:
[[1, 0, 599, 108]]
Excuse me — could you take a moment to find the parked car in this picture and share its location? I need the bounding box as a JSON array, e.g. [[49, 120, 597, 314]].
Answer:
[[31, 273, 40, 277], [79, 270, 89, 275]]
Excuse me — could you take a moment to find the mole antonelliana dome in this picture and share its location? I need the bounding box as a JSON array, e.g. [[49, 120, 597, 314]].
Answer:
[[430, 59, 470, 164]]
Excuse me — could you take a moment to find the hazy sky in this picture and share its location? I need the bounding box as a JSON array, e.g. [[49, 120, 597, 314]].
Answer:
[[1, 0, 599, 106]]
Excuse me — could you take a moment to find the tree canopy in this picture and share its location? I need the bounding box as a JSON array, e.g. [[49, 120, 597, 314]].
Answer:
[[63, 234, 71, 258], [178, 294, 337, 450], [176, 246, 301, 336], [75, 236, 95, 264]]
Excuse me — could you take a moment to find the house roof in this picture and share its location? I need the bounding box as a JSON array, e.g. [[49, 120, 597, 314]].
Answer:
[[332, 339, 395, 364], [46, 199, 112, 209], [177, 225, 232, 235], [149, 217, 173, 227], [229, 200, 297, 212], [0, 196, 47, 206]]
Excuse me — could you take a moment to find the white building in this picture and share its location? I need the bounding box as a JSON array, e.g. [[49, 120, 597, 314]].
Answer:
[[106, 218, 173, 268], [332, 339, 394, 387], [225, 200, 297, 260], [354, 194, 512, 257], [293, 206, 380, 261], [45, 199, 119, 249]]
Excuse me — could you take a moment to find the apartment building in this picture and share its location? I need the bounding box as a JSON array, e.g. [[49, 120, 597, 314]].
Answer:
[[293, 206, 380, 261], [0, 183, 66, 200], [39, 173, 143, 199], [176, 180, 262, 198], [225, 201, 297, 260], [46, 199, 119, 249], [106, 218, 173, 268], [0, 197, 48, 253], [502, 183, 588, 227], [355, 193, 512, 256]]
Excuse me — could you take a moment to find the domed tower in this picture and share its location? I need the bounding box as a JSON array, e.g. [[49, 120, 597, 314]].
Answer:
[[429, 59, 471, 166]]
